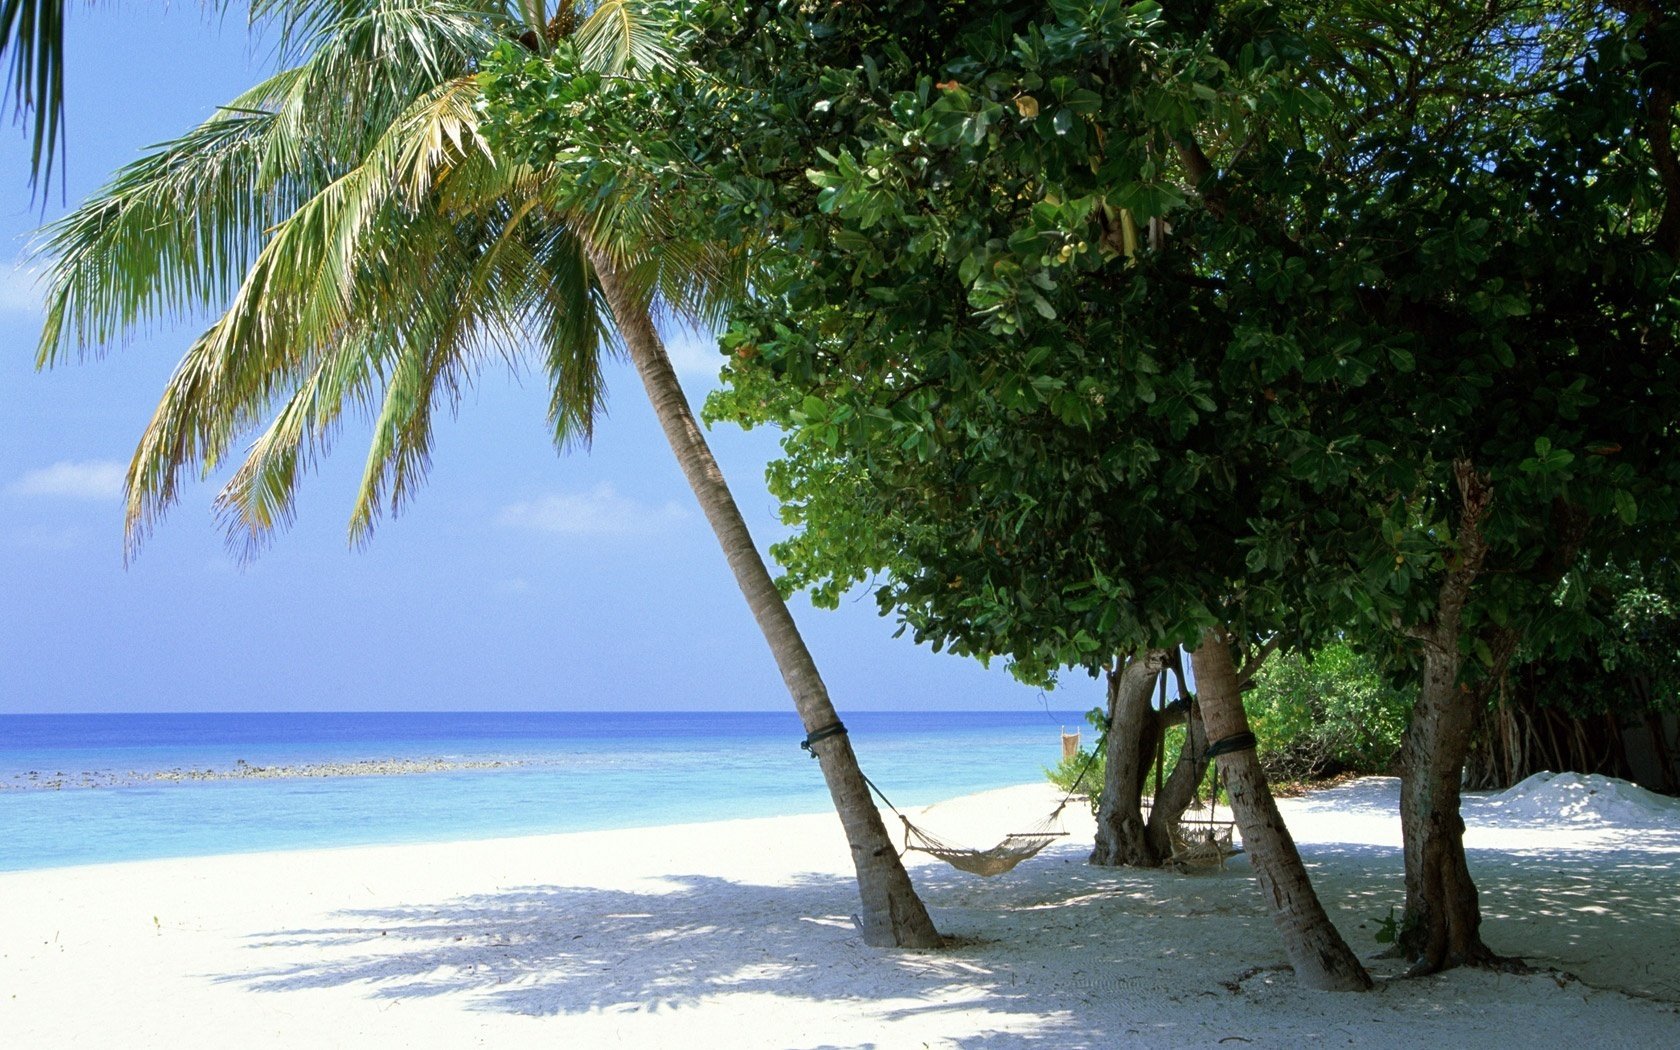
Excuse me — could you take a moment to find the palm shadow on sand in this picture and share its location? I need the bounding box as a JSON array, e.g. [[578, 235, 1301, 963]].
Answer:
[[218, 829, 1680, 1047], [219, 844, 1272, 1047]]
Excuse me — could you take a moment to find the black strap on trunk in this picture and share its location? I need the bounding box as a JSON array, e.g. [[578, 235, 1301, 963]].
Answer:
[[1204, 731, 1257, 759], [801, 721, 848, 757]]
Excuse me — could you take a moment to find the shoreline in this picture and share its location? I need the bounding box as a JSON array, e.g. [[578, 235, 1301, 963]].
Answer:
[[0, 778, 1060, 877], [3, 779, 1676, 1048]]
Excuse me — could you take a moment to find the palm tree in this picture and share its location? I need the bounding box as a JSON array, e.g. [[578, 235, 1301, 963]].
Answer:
[[34, 0, 941, 948]]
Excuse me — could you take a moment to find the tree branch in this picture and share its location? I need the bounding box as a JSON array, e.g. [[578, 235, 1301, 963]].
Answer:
[[1607, 0, 1680, 258], [1174, 135, 1226, 221]]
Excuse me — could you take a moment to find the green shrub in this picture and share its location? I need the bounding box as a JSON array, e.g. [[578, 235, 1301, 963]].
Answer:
[[1248, 643, 1412, 782], [1046, 642, 1404, 804]]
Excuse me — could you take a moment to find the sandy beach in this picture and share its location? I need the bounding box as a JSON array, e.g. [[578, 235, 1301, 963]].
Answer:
[[3, 776, 1676, 1048]]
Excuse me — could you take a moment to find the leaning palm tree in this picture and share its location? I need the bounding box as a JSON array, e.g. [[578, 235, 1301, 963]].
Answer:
[[34, 0, 941, 948]]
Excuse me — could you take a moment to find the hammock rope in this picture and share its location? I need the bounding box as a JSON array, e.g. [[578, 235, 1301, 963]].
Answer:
[[800, 720, 1093, 877]]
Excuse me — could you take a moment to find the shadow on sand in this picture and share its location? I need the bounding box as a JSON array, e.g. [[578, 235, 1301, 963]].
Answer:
[[218, 826, 1680, 1047], [221, 843, 1288, 1047]]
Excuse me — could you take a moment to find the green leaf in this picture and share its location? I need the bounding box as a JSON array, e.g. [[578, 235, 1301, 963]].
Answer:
[[1615, 489, 1638, 525]]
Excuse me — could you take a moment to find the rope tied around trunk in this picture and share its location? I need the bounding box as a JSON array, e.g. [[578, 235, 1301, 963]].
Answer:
[[1205, 731, 1257, 759], [800, 721, 848, 756]]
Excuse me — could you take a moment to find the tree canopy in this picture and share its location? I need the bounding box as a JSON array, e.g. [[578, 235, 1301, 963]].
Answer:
[[485, 0, 1680, 980]]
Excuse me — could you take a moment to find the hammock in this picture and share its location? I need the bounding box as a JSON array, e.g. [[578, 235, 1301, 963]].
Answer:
[[801, 719, 1085, 878], [896, 813, 1069, 877]]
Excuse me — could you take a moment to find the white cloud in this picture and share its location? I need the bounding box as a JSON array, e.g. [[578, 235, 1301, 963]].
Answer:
[[8, 460, 127, 501], [496, 482, 690, 537], [0, 260, 44, 316], [661, 327, 728, 381]]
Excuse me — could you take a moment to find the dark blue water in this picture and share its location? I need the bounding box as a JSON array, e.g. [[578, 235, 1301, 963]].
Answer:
[[0, 710, 1082, 871]]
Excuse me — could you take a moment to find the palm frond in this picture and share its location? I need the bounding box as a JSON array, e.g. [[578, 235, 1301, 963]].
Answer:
[[63, 0, 742, 557], [574, 0, 674, 74], [247, 0, 507, 65], [2, 0, 65, 187], [211, 334, 380, 549], [36, 108, 288, 365], [33, 2, 497, 366]]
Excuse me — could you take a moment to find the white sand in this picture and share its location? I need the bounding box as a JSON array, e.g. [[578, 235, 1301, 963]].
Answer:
[[3, 777, 1677, 1048]]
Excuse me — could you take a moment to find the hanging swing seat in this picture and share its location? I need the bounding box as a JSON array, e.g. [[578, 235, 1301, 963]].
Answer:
[[1167, 823, 1242, 873]]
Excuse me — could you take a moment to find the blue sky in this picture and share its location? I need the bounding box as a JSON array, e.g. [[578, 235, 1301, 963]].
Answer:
[[0, 8, 1095, 715]]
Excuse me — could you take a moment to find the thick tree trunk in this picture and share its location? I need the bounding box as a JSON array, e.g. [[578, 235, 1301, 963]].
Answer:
[[1144, 698, 1211, 859], [1091, 649, 1169, 867], [592, 253, 941, 948], [1398, 647, 1495, 971], [1193, 628, 1372, 992], [1396, 462, 1504, 972]]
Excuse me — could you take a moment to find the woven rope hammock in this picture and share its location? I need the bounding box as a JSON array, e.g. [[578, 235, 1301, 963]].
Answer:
[[800, 718, 1086, 878], [896, 812, 1070, 877]]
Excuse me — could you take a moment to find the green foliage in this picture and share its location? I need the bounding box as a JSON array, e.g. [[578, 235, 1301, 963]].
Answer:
[[485, 1, 1680, 716], [1247, 644, 1413, 782], [1371, 907, 1401, 946], [673, 0, 1680, 689], [1512, 561, 1680, 718], [1, 0, 65, 187]]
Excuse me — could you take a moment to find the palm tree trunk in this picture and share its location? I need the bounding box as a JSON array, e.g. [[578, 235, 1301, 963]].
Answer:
[[1193, 628, 1372, 991], [590, 250, 942, 949]]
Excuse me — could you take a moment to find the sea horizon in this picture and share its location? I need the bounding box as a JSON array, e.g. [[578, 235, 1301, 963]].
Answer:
[[0, 709, 1089, 872]]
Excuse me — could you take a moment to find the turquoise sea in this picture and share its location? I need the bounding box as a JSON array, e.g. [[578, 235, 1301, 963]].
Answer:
[[0, 710, 1083, 872]]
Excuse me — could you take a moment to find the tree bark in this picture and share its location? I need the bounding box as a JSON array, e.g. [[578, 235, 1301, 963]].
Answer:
[[1398, 642, 1496, 971], [1144, 696, 1211, 859], [1396, 460, 1502, 972], [1091, 649, 1169, 867], [1193, 627, 1372, 991], [592, 252, 941, 948]]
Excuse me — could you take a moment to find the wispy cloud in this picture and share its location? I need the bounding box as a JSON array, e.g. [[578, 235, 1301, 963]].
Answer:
[[496, 482, 690, 537], [0, 259, 43, 317], [662, 327, 727, 381], [7, 460, 127, 501]]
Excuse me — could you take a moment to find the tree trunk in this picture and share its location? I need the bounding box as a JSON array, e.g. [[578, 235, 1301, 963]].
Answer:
[[1396, 462, 1504, 972], [592, 252, 941, 948], [1145, 697, 1211, 859], [1091, 649, 1169, 867], [1193, 628, 1372, 992], [1397, 646, 1496, 972]]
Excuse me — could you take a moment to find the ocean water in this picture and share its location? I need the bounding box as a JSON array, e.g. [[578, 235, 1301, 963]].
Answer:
[[0, 710, 1085, 872]]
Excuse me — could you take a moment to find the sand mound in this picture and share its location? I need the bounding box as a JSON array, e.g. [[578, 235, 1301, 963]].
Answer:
[[1486, 771, 1680, 827]]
